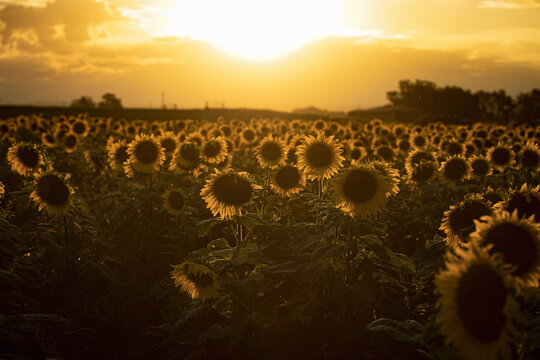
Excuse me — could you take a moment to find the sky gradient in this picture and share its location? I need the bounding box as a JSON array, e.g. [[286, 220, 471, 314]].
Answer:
[[0, 0, 539, 111]]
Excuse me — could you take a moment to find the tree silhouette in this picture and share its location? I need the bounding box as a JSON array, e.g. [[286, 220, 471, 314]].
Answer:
[[70, 96, 96, 109], [98, 93, 123, 109]]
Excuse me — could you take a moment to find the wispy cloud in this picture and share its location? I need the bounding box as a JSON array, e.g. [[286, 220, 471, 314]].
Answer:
[[478, 0, 540, 9]]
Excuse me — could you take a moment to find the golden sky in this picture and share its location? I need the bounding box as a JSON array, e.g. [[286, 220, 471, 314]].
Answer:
[[0, 0, 539, 111]]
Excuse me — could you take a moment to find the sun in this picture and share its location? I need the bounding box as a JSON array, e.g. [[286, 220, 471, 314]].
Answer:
[[161, 0, 351, 61]]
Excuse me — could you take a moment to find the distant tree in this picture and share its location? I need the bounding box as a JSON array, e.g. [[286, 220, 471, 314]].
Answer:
[[475, 90, 514, 124], [70, 96, 96, 109], [98, 93, 123, 109], [514, 89, 540, 125]]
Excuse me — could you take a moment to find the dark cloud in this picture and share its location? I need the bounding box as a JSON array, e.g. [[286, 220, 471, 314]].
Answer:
[[0, 0, 123, 47]]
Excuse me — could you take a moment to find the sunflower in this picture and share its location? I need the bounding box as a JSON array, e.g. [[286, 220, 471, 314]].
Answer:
[[471, 210, 540, 289], [0, 182, 5, 200], [440, 196, 493, 247], [107, 139, 129, 170], [201, 137, 228, 164], [162, 188, 186, 216], [397, 138, 411, 153], [333, 164, 392, 218], [407, 160, 438, 185], [186, 132, 205, 147], [71, 119, 89, 137], [127, 134, 165, 174], [256, 136, 287, 168], [349, 146, 367, 162], [499, 184, 540, 221], [482, 187, 505, 206], [171, 262, 219, 302], [487, 142, 514, 170], [468, 155, 492, 180], [370, 160, 400, 198], [296, 132, 344, 180], [374, 145, 395, 163], [439, 156, 469, 187], [41, 133, 57, 148], [30, 169, 73, 215], [170, 141, 202, 173], [7, 142, 44, 176], [405, 149, 436, 175], [434, 245, 518, 360], [518, 141, 540, 171], [441, 140, 465, 156], [62, 132, 78, 153], [201, 169, 261, 219], [240, 128, 258, 146], [411, 133, 429, 149], [271, 165, 306, 197], [158, 131, 179, 155]]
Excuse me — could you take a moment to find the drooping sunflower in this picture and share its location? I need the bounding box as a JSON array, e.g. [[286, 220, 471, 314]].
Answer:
[[7, 142, 44, 176], [487, 142, 514, 170], [333, 164, 392, 218], [158, 131, 179, 155], [439, 156, 469, 187], [256, 136, 287, 168], [170, 141, 202, 173], [440, 196, 494, 247], [471, 210, 540, 289], [171, 262, 219, 302], [296, 132, 344, 180], [201, 137, 228, 164], [201, 169, 261, 219], [499, 184, 540, 221], [518, 141, 540, 171], [271, 164, 306, 197], [30, 169, 73, 215], [468, 155, 492, 180], [127, 134, 165, 174], [434, 245, 518, 360], [107, 139, 130, 170], [162, 187, 186, 216], [62, 132, 78, 153]]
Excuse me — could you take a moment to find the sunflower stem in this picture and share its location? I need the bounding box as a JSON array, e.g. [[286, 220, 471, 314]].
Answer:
[[261, 165, 270, 217]]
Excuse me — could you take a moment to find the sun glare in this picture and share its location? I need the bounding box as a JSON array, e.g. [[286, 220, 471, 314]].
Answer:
[[161, 0, 351, 61]]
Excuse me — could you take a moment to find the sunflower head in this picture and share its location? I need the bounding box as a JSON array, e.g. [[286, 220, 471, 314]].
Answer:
[[162, 188, 186, 216], [487, 142, 514, 170], [170, 141, 202, 173], [7, 142, 44, 176], [296, 132, 345, 180], [519, 141, 540, 170], [407, 160, 438, 185], [201, 137, 228, 164], [63, 132, 78, 153], [158, 132, 179, 154], [500, 184, 540, 221], [107, 139, 130, 170], [439, 156, 469, 187], [468, 155, 491, 179], [271, 165, 306, 197], [256, 136, 287, 168], [71, 119, 89, 137], [30, 169, 73, 215], [171, 262, 219, 302], [127, 134, 165, 173]]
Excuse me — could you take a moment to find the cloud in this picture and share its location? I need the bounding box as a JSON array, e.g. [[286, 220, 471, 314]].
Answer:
[[478, 0, 540, 9]]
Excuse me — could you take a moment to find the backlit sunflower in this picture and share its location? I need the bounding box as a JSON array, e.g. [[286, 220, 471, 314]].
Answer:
[[240, 128, 258, 146], [374, 145, 395, 163], [170, 141, 202, 173], [440, 195, 493, 247], [441, 140, 465, 157], [201, 137, 228, 164], [127, 134, 165, 174], [7, 142, 44, 176], [333, 164, 392, 218], [62, 132, 78, 153], [256, 136, 287, 168], [201, 169, 261, 219], [158, 131, 179, 155], [482, 187, 505, 206], [107, 139, 129, 170], [41, 133, 56, 148], [407, 160, 438, 185], [468, 155, 492, 180], [499, 184, 540, 220], [162, 188, 186, 216], [296, 132, 344, 180], [397, 138, 411, 153], [71, 119, 89, 137], [370, 160, 400, 198], [411, 133, 429, 149], [471, 210, 540, 290], [439, 156, 469, 187], [434, 245, 518, 360], [171, 262, 219, 302], [518, 141, 540, 171], [30, 169, 73, 215], [487, 142, 514, 170], [349, 145, 367, 162], [405, 150, 436, 175], [271, 165, 306, 197]]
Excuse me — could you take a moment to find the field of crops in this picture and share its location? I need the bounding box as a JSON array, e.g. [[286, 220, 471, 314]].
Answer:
[[1, 114, 539, 359]]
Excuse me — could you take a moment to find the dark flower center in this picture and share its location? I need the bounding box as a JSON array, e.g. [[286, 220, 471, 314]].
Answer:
[[114, 146, 129, 164], [521, 150, 539, 168], [448, 142, 462, 155], [37, 175, 70, 207], [261, 142, 282, 161], [471, 159, 489, 176], [161, 138, 177, 152], [134, 140, 159, 164], [243, 130, 255, 141], [213, 174, 253, 206], [444, 159, 467, 181], [505, 193, 540, 220], [413, 135, 426, 147], [351, 148, 362, 160], [275, 166, 300, 189], [491, 147, 510, 165], [204, 141, 222, 158], [449, 201, 492, 240], [398, 140, 411, 152], [376, 146, 394, 162], [482, 222, 537, 276], [410, 151, 434, 166], [456, 264, 507, 343], [168, 191, 185, 210], [187, 271, 214, 287], [180, 143, 200, 162], [306, 143, 332, 168], [64, 135, 77, 149], [484, 192, 503, 205], [411, 162, 436, 183], [17, 146, 40, 168], [342, 169, 377, 203], [72, 122, 86, 134]]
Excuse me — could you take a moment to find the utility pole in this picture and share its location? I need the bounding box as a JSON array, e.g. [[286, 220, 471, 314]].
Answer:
[[161, 92, 166, 109]]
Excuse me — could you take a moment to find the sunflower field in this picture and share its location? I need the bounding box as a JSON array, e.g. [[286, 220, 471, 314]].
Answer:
[[1, 114, 540, 360]]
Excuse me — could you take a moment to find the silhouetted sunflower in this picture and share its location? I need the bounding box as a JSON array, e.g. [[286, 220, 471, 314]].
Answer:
[[333, 164, 392, 218], [107, 139, 129, 170], [63, 132, 78, 153], [30, 169, 73, 215], [158, 131, 179, 155], [170, 141, 202, 173], [440, 196, 493, 247], [201, 170, 261, 219], [439, 156, 469, 187], [162, 188, 186, 216], [468, 155, 492, 179], [500, 184, 540, 220], [256, 136, 287, 168], [171, 262, 219, 302], [471, 210, 540, 289], [518, 141, 540, 171], [271, 165, 306, 197], [434, 245, 518, 360], [127, 134, 165, 173], [7, 142, 44, 176], [487, 143, 514, 170], [201, 137, 228, 164], [296, 132, 344, 180]]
